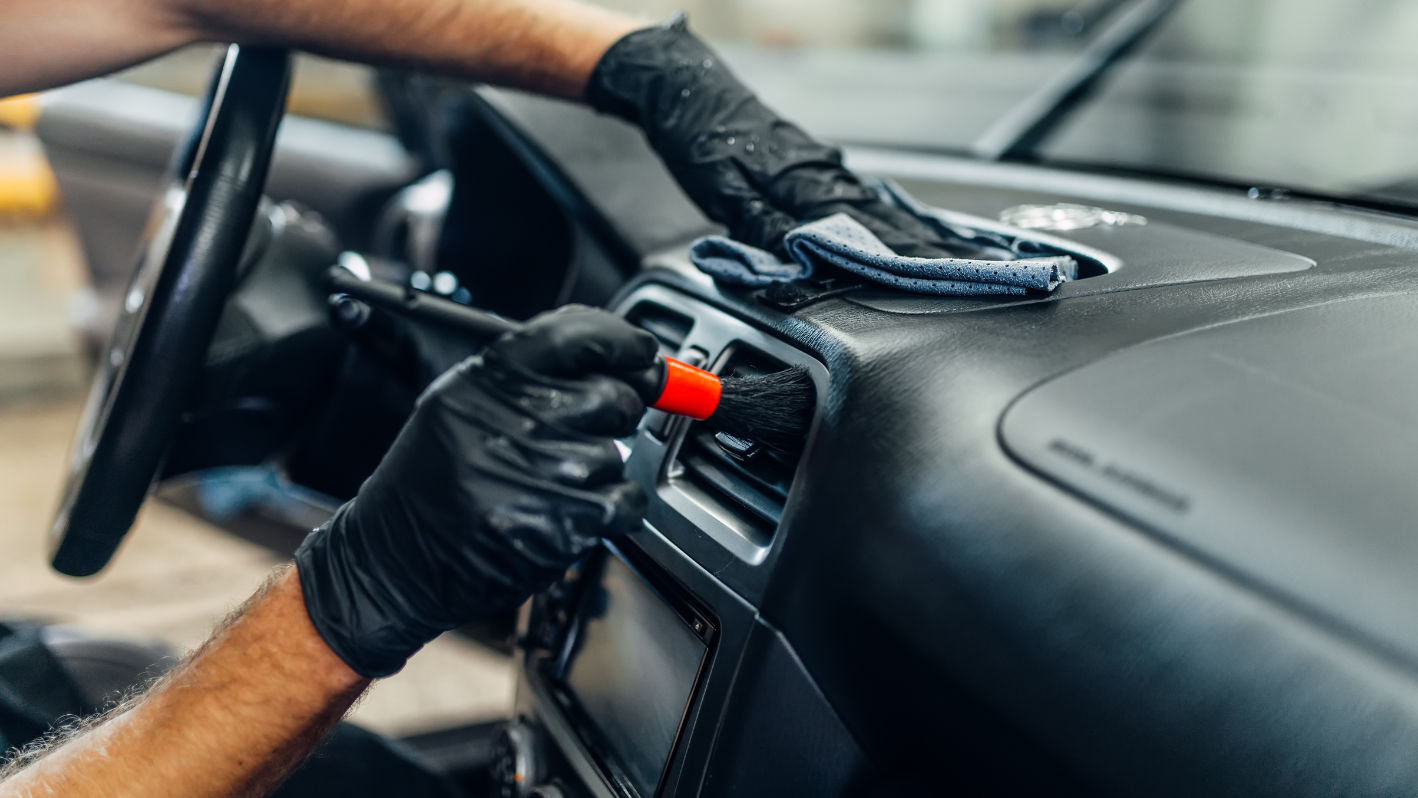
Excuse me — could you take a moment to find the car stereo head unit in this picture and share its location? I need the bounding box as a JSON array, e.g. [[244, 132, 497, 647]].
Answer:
[[549, 544, 716, 798]]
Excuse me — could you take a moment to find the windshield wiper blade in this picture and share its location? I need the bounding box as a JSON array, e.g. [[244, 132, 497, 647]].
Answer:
[[971, 0, 1184, 162]]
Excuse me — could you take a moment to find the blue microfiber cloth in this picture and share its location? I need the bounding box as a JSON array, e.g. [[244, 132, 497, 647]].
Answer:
[[689, 181, 1078, 296]]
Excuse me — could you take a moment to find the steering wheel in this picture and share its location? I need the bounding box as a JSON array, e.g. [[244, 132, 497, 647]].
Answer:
[[50, 46, 292, 577]]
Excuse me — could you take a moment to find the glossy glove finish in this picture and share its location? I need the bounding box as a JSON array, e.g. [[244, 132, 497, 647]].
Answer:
[[586, 17, 986, 261], [295, 306, 658, 677]]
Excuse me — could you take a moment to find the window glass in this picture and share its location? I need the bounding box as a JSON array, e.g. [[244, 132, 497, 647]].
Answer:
[[115, 44, 390, 131], [1040, 0, 1418, 206], [589, 0, 1124, 151]]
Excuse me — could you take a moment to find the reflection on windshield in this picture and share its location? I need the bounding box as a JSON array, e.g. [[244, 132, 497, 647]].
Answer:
[[592, 0, 1122, 50], [587, 1, 1125, 150], [1042, 0, 1418, 206], [593, 0, 1418, 209]]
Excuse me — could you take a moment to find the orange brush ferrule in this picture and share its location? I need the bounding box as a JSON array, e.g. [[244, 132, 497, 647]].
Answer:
[[652, 357, 722, 420]]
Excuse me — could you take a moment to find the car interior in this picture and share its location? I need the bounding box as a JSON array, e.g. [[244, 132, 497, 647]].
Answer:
[[29, 0, 1418, 795]]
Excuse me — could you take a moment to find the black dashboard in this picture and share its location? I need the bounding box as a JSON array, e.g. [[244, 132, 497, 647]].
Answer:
[[477, 86, 1418, 797]]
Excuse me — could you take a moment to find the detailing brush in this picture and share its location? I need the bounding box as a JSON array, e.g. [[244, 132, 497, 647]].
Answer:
[[618, 358, 815, 453], [710, 366, 814, 452], [326, 267, 816, 450]]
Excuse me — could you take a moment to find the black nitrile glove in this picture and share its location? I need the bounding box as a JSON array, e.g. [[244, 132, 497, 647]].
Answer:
[[295, 306, 659, 677], [586, 16, 989, 261]]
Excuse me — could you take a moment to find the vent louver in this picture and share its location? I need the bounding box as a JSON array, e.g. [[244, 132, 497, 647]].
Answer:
[[671, 345, 808, 536], [626, 302, 692, 357], [618, 287, 824, 567]]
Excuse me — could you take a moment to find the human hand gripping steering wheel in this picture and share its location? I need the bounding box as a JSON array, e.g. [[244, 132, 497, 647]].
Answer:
[[51, 46, 292, 576]]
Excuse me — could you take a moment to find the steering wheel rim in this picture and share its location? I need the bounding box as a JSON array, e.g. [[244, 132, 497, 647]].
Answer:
[[50, 45, 292, 577]]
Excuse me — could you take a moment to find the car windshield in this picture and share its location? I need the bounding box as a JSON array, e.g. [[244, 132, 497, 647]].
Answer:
[[593, 0, 1418, 210], [593, 0, 1102, 152], [1040, 0, 1418, 208]]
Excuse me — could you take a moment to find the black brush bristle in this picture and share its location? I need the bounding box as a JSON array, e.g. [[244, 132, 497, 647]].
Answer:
[[707, 366, 815, 452]]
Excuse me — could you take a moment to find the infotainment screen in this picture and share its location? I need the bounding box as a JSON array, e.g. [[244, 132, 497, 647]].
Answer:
[[560, 551, 711, 797]]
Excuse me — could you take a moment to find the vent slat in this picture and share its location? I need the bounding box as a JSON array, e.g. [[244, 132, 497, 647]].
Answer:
[[626, 302, 693, 356], [671, 345, 807, 535]]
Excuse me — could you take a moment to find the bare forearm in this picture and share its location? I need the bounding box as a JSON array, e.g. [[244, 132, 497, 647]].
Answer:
[[0, 0, 195, 96], [0, 0, 641, 99], [181, 0, 642, 99], [0, 568, 368, 798]]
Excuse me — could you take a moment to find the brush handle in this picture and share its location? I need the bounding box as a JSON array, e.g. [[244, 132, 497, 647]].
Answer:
[[325, 266, 722, 418], [327, 266, 518, 339], [655, 358, 721, 420]]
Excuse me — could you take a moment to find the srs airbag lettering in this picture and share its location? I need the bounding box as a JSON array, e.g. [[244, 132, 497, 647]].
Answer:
[[1047, 439, 1190, 514], [1049, 438, 1095, 467]]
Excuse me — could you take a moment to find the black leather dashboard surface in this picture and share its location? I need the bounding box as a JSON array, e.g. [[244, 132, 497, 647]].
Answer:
[[756, 265, 1418, 797], [487, 94, 1418, 796], [1002, 293, 1418, 669]]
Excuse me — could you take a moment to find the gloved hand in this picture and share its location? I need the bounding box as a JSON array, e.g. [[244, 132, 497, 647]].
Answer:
[[294, 306, 659, 677], [586, 16, 987, 261]]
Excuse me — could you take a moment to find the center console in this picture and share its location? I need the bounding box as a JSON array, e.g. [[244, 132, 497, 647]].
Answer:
[[491, 281, 874, 798]]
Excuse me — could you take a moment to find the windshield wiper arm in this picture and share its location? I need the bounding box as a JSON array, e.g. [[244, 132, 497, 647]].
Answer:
[[971, 0, 1184, 162]]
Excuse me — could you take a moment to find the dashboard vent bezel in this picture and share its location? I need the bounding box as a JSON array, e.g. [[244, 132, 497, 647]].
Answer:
[[616, 284, 828, 567]]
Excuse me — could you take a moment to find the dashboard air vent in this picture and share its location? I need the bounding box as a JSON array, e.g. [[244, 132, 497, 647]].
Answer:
[[671, 345, 809, 536], [626, 302, 693, 357]]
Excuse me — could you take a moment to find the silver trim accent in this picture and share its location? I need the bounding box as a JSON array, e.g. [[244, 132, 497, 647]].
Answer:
[[923, 203, 1124, 274], [1000, 203, 1147, 232], [373, 168, 454, 272], [496, 721, 543, 797], [528, 673, 619, 798], [336, 251, 372, 282]]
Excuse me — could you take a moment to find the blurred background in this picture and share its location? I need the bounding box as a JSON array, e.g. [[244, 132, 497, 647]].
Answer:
[[5, 0, 1418, 742]]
